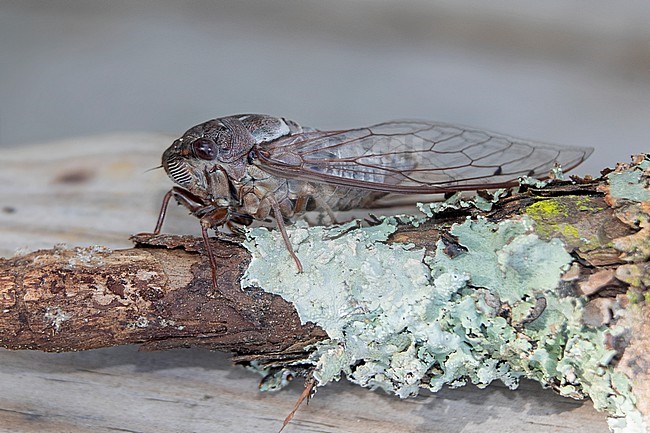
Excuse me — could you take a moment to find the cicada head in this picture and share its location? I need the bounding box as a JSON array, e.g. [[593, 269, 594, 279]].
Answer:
[[161, 116, 257, 201], [162, 114, 299, 203]]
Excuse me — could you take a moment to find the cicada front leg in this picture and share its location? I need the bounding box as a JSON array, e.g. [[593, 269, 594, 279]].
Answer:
[[152, 187, 231, 295], [199, 207, 231, 296], [153, 186, 207, 235]]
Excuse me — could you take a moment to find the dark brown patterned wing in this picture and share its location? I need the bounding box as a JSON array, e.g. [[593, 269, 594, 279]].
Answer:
[[255, 121, 593, 193]]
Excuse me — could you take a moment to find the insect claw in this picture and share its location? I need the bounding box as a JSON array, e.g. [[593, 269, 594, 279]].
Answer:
[[293, 254, 304, 273]]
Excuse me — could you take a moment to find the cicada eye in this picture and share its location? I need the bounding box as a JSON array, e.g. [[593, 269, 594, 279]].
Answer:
[[191, 137, 217, 160]]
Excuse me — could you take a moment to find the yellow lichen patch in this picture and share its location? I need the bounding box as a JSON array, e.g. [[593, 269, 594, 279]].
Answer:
[[525, 197, 599, 249], [526, 199, 567, 221], [575, 196, 605, 213], [557, 223, 581, 243]]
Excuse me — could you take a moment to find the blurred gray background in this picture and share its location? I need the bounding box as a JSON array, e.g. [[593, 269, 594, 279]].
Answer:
[[1, 0, 649, 174]]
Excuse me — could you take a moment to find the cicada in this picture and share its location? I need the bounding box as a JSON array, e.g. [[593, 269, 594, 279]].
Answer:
[[153, 114, 592, 288]]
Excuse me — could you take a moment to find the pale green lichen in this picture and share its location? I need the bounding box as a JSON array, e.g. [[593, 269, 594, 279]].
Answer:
[[243, 219, 429, 340], [242, 164, 647, 432], [519, 175, 553, 188], [607, 158, 650, 203], [607, 157, 650, 269], [417, 188, 507, 216]]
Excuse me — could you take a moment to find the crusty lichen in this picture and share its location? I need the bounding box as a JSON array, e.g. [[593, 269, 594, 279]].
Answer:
[[242, 218, 426, 341], [607, 157, 650, 277], [525, 196, 602, 249], [242, 157, 650, 433], [607, 158, 650, 204], [44, 306, 71, 333], [417, 188, 508, 216]]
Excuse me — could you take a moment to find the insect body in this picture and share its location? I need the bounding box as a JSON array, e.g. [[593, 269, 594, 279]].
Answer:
[[154, 114, 592, 288]]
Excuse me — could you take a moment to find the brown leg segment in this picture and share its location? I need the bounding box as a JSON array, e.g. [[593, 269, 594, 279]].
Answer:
[[152, 187, 232, 294], [267, 196, 304, 273], [199, 207, 231, 295], [153, 189, 174, 234], [153, 187, 209, 234], [293, 193, 309, 215], [279, 377, 316, 432], [201, 223, 220, 294], [299, 183, 339, 224]]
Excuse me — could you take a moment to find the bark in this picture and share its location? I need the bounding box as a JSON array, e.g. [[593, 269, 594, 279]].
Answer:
[[0, 234, 327, 364]]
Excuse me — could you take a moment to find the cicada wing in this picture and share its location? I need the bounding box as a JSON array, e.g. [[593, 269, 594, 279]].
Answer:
[[255, 121, 593, 193]]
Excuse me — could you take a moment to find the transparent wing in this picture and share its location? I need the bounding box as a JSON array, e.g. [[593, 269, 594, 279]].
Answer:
[[255, 121, 593, 193]]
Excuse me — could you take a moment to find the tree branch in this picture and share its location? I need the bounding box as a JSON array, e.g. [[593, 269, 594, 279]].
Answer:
[[1, 155, 648, 432], [0, 234, 326, 364]]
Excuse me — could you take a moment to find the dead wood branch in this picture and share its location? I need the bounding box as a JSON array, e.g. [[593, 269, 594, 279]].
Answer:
[[0, 176, 640, 366]]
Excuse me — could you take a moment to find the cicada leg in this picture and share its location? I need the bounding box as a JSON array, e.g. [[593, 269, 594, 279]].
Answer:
[[280, 376, 316, 432], [312, 195, 339, 225], [153, 187, 230, 294], [299, 183, 338, 225], [153, 187, 207, 234], [267, 195, 304, 273], [153, 189, 174, 235], [293, 194, 309, 215], [296, 183, 339, 224], [200, 207, 230, 295]]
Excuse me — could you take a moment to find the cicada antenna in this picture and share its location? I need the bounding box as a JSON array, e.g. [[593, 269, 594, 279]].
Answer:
[[144, 165, 163, 174]]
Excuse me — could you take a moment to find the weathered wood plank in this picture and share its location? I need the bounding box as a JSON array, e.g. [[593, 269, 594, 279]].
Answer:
[[0, 347, 608, 433]]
